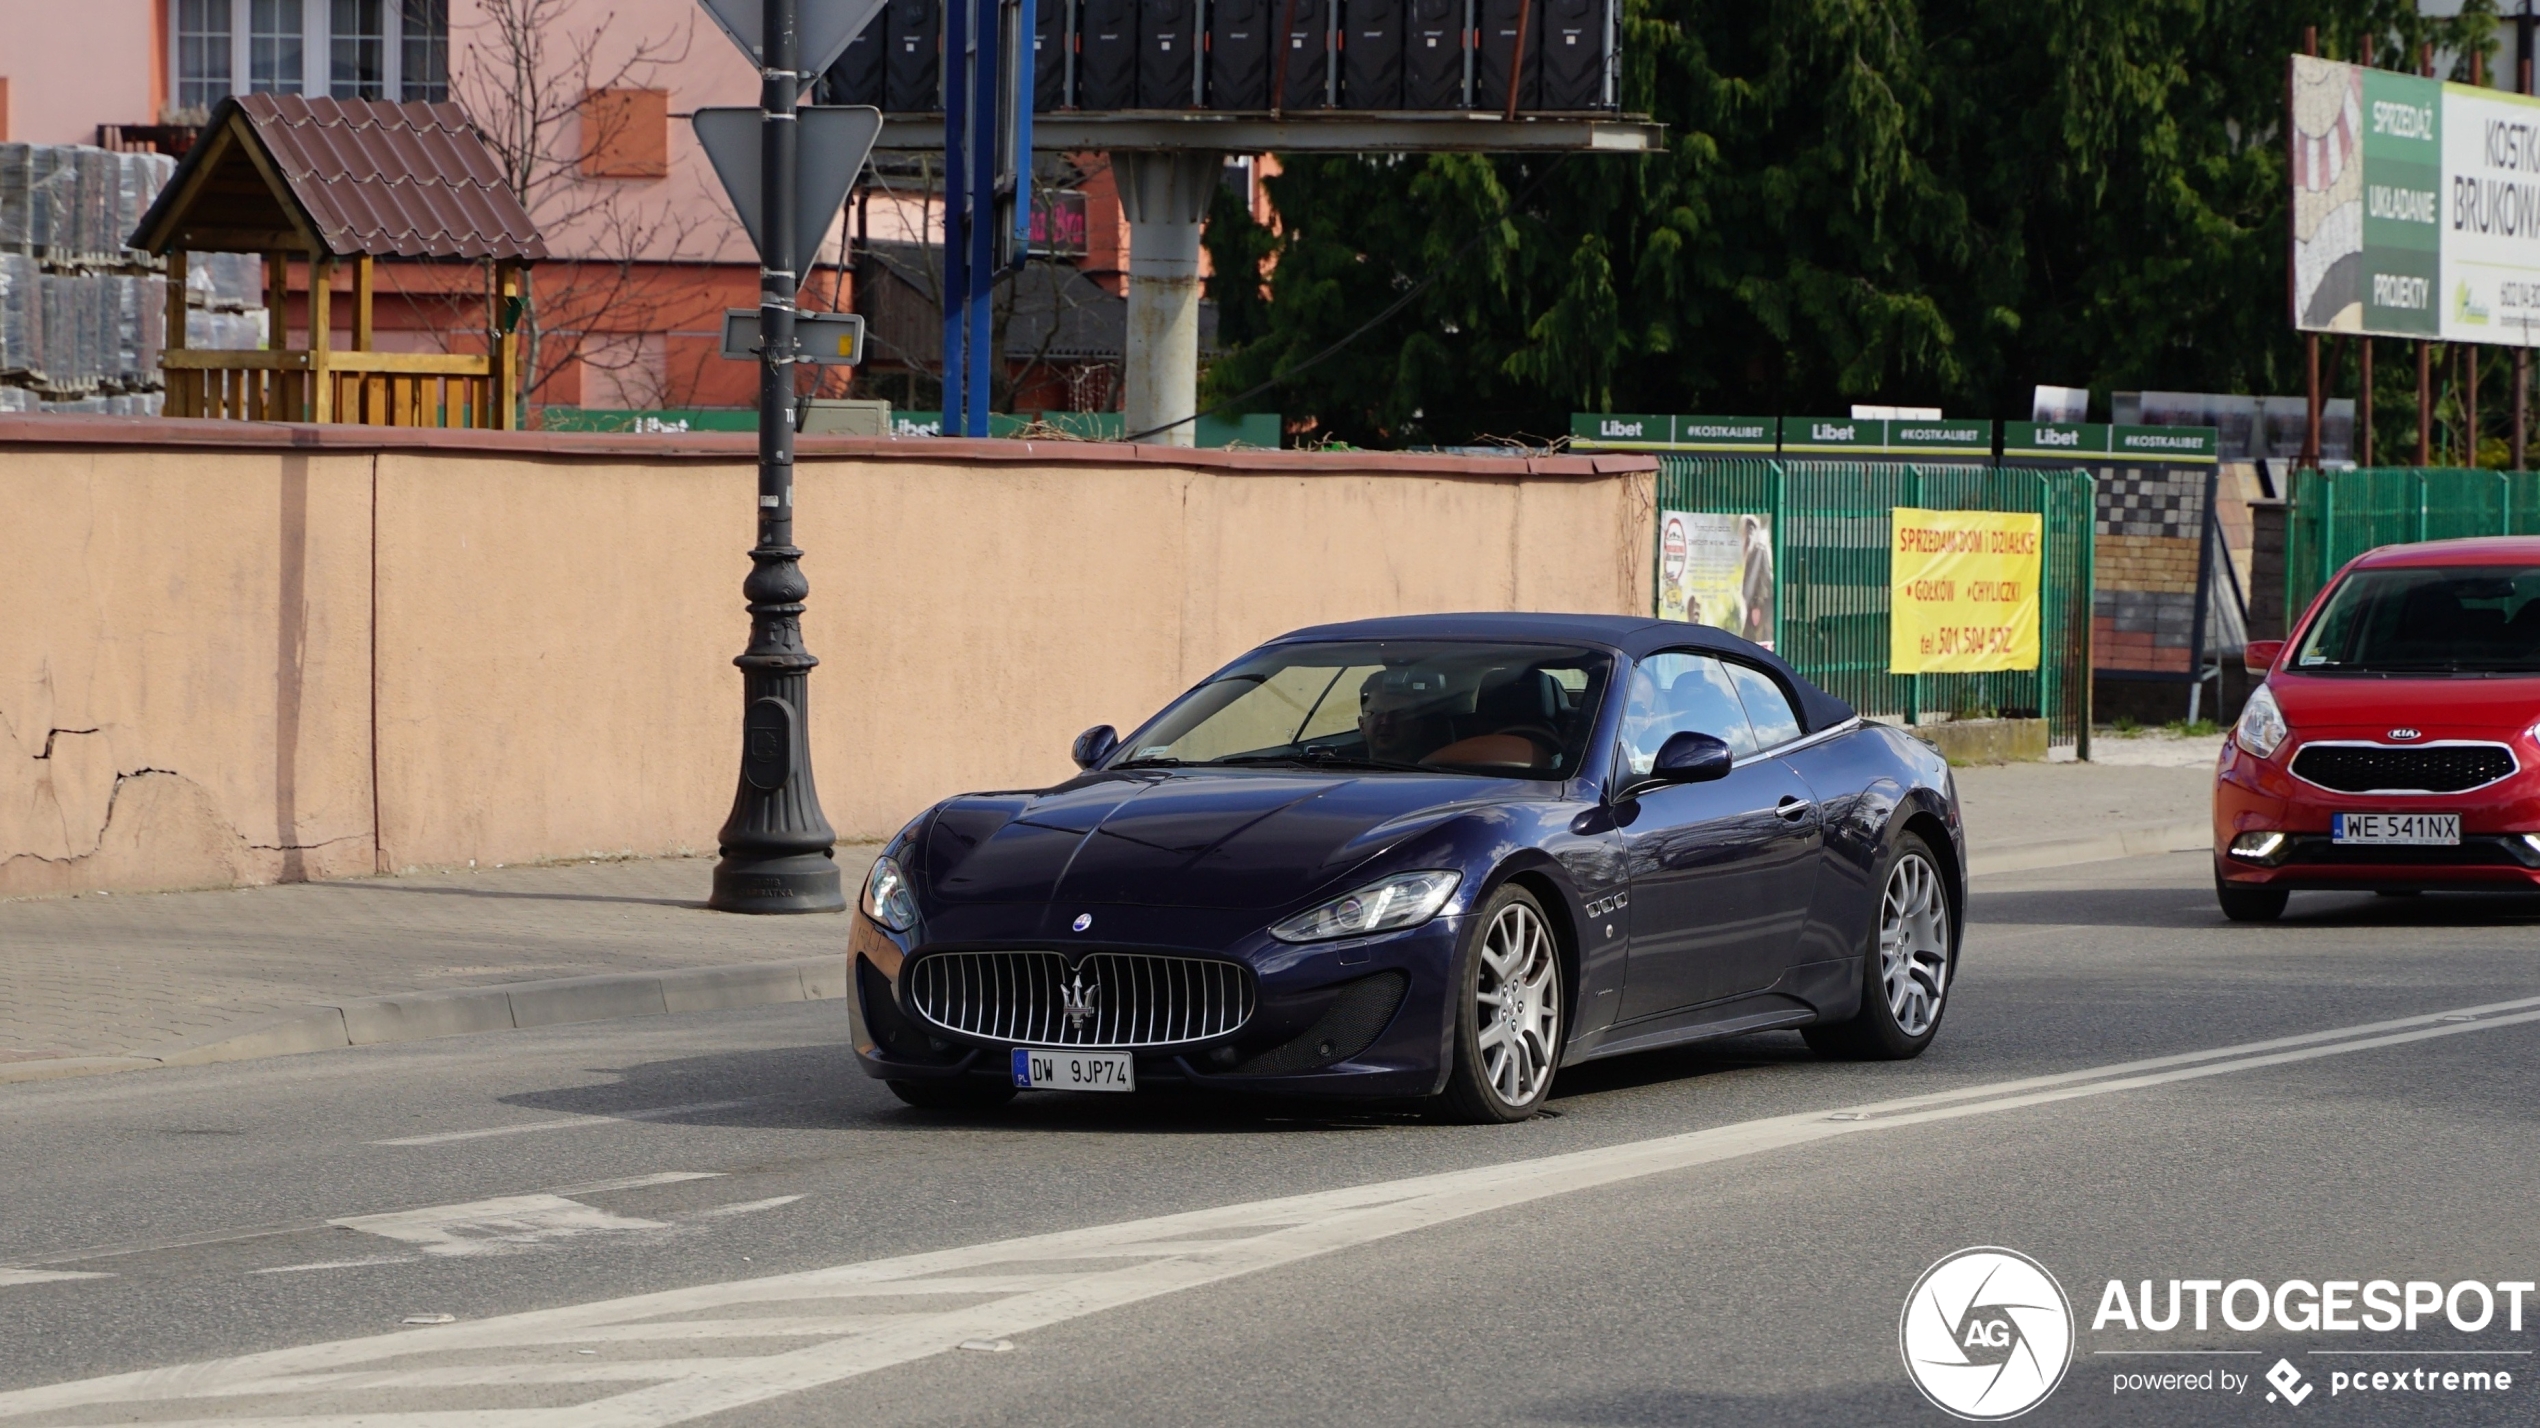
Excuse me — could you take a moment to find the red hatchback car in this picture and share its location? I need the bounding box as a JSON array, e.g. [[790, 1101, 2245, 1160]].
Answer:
[[2216, 536, 2540, 921]]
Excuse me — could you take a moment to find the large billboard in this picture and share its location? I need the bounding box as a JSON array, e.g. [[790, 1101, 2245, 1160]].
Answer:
[[2292, 55, 2540, 344]]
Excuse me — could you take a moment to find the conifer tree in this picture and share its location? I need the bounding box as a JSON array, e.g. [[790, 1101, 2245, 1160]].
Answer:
[[1200, 0, 2497, 446]]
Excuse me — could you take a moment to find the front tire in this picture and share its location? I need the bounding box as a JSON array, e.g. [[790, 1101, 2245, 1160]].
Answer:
[[887, 1077, 1019, 1111], [1805, 833, 1954, 1061], [1436, 884, 1564, 1123], [2216, 878, 2289, 923]]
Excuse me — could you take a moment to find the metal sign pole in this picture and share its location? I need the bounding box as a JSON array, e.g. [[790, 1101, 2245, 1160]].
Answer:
[[1014, 0, 1037, 264], [709, 0, 846, 913]]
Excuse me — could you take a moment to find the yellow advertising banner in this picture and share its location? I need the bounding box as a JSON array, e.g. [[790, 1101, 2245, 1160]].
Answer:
[[1888, 508, 2043, 674]]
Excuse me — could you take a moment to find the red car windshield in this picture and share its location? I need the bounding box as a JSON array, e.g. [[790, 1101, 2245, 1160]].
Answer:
[[2293, 565, 2540, 674]]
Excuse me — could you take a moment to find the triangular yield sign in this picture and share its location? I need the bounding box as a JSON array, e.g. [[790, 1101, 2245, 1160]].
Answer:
[[693, 106, 884, 280], [696, 0, 889, 83]]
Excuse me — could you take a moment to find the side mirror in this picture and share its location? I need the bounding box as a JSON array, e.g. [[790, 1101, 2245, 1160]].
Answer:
[[1071, 724, 1119, 770], [1650, 730, 1734, 785], [2243, 639, 2285, 674]]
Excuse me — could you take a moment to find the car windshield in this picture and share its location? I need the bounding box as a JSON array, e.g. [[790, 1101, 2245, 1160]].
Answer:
[[1117, 640, 1612, 778], [2293, 565, 2540, 673]]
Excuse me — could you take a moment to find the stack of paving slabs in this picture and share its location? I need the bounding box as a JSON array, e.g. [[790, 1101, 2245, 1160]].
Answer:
[[0, 144, 178, 411]]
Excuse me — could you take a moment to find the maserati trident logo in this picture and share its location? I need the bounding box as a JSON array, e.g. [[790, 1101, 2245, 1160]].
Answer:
[[2387, 728, 2423, 741], [1061, 970, 1100, 1031]]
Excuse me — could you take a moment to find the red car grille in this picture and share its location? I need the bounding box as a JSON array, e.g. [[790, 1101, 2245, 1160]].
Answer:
[[2290, 743, 2517, 794]]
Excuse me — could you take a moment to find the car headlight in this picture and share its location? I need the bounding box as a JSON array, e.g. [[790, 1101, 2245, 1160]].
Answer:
[[2234, 684, 2289, 759], [1269, 870, 1462, 943], [861, 855, 917, 931]]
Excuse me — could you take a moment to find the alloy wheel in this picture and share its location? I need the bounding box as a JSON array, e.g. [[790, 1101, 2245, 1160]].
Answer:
[[1879, 852, 1950, 1036], [1474, 899, 1560, 1105]]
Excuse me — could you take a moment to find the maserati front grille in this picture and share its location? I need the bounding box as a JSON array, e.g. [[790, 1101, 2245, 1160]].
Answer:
[[2290, 742, 2517, 794], [904, 950, 1256, 1049]]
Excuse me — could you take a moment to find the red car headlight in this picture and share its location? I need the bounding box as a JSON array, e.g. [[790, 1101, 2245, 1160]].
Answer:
[[2234, 685, 2289, 759]]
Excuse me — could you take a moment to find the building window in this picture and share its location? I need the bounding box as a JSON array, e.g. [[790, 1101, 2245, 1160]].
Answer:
[[250, 0, 305, 94], [170, 0, 446, 112], [331, 0, 385, 98], [400, 0, 447, 101], [177, 0, 235, 111]]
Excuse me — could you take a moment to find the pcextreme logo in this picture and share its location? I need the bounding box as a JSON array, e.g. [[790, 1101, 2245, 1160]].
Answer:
[[1901, 1247, 2077, 1420]]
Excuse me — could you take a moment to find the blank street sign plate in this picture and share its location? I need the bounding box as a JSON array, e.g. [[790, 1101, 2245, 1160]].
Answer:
[[722, 309, 865, 365]]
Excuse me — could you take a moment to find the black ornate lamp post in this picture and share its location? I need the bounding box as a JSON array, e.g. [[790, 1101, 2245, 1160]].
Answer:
[[710, 0, 846, 913]]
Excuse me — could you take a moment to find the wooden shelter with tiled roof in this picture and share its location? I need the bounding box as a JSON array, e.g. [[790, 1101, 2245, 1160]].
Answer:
[[133, 95, 547, 428]]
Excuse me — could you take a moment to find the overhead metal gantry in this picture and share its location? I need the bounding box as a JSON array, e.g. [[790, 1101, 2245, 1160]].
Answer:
[[871, 111, 1665, 445]]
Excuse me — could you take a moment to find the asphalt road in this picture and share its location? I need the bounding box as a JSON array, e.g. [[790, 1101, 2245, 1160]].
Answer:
[[2, 852, 2536, 1426]]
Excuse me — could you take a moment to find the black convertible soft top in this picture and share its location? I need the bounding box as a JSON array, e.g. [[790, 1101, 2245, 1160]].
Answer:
[[1267, 613, 1859, 735]]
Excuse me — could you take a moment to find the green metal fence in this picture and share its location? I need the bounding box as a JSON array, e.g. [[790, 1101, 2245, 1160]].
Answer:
[[2285, 466, 2540, 620], [1656, 456, 2097, 748]]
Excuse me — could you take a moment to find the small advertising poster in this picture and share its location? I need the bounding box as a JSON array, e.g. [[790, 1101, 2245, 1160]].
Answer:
[[1888, 508, 2042, 674], [1657, 510, 1775, 649]]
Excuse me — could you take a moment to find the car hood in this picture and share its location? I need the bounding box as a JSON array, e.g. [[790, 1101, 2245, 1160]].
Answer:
[[917, 770, 1507, 912], [2270, 671, 2540, 739]]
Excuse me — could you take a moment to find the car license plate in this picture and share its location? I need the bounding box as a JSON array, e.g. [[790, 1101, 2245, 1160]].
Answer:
[[2332, 812, 2460, 846], [1011, 1048, 1136, 1092]]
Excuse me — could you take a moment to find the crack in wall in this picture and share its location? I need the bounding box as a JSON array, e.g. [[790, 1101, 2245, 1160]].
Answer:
[[31, 728, 101, 761], [0, 768, 187, 869], [8, 763, 375, 870]]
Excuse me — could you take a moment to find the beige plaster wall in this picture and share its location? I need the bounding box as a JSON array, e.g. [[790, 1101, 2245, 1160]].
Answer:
[[1, 420, 1654, 896], [1, 444, 378, 896]]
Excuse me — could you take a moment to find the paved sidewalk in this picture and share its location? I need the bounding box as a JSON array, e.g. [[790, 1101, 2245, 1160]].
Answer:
[[0, 849, 879, 1066], [0, 754, 2218, 1081], [1955, 758, 2212, 850]]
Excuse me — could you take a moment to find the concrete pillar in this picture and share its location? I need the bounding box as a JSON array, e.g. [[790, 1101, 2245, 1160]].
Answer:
[[1118, 150, 1222, 446]]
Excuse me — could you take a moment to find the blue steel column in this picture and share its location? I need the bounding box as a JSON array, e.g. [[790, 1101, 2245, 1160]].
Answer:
[[966, 2, 999, 436], [710, 0, 845, 912], [941, 0, 973, 432]]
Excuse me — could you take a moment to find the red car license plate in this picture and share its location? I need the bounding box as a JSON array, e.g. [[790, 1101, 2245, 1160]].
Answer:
[[2331, 812, 2460, 845]]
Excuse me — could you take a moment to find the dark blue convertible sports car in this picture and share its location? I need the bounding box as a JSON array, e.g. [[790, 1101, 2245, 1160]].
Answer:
[[848, 613, 1964, 1122]]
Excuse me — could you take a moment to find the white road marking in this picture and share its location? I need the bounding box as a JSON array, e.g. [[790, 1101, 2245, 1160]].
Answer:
[[697, 1196, 804, 1219], [503, 1316, 940, 1343], [333, 1195, 670, 1258], [370, 1101, 761, 1146], [0, 1269, 111, 1287], [0, 1174, 720, 1275], [550, 1172, 725, 1195], [251, 1257, 418, 1276], [3, 996, 2533, 1426]]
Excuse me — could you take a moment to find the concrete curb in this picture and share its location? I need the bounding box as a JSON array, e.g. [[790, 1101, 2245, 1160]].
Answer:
[[1969, 820, 2210, 877], [0, 955, 847, 1087]]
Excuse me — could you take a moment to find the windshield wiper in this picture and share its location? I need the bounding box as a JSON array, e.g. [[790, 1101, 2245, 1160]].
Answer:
[[1215, 751, 1437, 774], [1111, 756, 1187, 769]]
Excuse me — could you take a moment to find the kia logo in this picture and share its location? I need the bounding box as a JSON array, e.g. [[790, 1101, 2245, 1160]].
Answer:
[[2386, 728, 2423, 741]]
